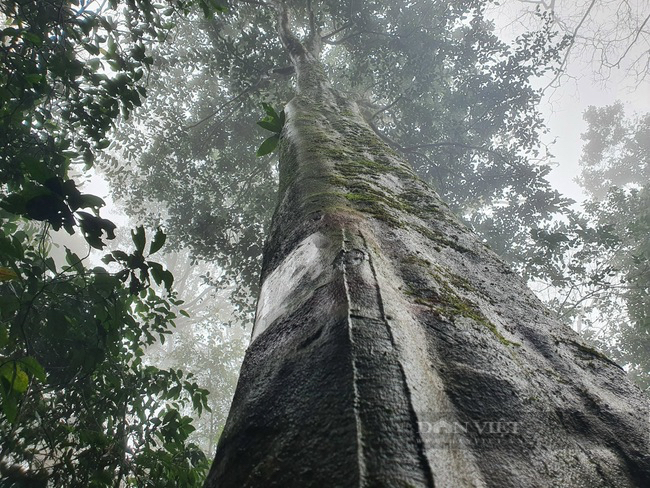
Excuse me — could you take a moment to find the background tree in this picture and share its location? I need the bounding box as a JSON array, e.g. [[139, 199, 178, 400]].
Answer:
[[0, 1, 220, 484], [103, 0, 572, 311], [142, 250, 248, 456], [511, 103, 650, 394], [574, 104, 649, 391], [196, 2, 649, 485], [498, 0, 650, 85]]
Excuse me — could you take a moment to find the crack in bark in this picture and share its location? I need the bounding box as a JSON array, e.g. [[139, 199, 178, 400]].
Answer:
[[341, 228, 368, 486], [359, 229, 436, 488], [340, 226, 437, 487]]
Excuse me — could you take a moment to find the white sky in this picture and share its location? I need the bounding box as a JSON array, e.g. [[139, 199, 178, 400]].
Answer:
[[541, 74, 650, 202], [487, 0, 650, 203]]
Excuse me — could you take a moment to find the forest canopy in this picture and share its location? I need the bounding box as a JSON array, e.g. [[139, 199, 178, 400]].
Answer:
[[1, 0, 648, 485]]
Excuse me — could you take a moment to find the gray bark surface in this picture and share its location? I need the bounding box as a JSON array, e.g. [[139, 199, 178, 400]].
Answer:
[[204, 8, 650, 487]]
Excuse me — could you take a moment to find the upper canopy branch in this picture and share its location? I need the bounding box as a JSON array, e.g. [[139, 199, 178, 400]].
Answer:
[[272, 0, 312, 62], [321, 22, 353, 41], [305, 0, 322, 57], [271, 0, 329, 95]]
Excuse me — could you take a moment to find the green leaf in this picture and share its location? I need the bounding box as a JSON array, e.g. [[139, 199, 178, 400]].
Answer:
[[0, 363, 29, 393], [1, 395, 18, 423], [148, 261, 164, 286], [25, 74, 43, 84], [149, 262, 173, 290], [22, 31, 42, 45], [131, 226, 146, 253], [262, 102, 279, 120], [257, 104, 284, 135], [0, 327, 8, 348], [161, 269, 174, 290], [77, 194, 106, 209], [257, 119, 281, 133], [65, 248, 85, 273], [78, 211, 117, 249], [20, 357, 46, 382], [256, 134, 280, 157], [0, 295, 19, 320], [149, 228, 167, 255], [0, 267, 18, 281], [111, 250, 130, 262], [23, 155, 54, 183], [93, 268, 120, 292]]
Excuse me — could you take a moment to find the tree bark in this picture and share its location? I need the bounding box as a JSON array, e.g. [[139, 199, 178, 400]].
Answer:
[[204, 8, 650, 488]]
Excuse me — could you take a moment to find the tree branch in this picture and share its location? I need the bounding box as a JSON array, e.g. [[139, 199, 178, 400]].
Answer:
[[322, 31, 363, 45], [371, 96, 403, 120], [306, 0, 322, 57], [520, 0, 555, 8], [321, 22, 352, 41], [183, 78, 263, 130], [401, 142, 509, 163], [544, 0, 598, 90], [235, 0, 270, 6], [273, 0, 309, 62], [603, 11, 650, 69]]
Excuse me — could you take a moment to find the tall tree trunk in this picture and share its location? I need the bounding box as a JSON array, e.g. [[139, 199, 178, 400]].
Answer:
[[204, 7, 650, 487]]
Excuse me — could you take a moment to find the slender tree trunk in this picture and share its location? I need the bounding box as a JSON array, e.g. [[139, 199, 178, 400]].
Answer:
[[204, 7, 650, 487]]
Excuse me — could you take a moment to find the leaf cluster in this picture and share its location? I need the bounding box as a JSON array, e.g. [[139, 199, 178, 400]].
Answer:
[[0, 211, 211, 485], [256, 102, 285, 156], [0, 1, 221, 484]]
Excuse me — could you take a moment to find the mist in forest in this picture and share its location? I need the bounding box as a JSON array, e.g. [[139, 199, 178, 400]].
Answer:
[[1, 0, 649, 484], [95, 0, 650, 453]]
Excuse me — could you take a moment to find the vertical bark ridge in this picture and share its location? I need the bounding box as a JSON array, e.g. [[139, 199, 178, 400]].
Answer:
[[340, 228, 368, 485], [359, 228, 437, 487], [341, 227, 437, 486]]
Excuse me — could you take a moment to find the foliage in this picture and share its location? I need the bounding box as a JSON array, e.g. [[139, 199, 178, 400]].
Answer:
[[523, 104, 650, 393], [578, 102, 650, 199], [0, 212, 211, 485], [0, 0, 220, 484], [102, 0, 572, 317], [500, 0, 650, 85], [573, 105, 649, 391], [256, 103, 285, 156], [584, 187, 650, 391]]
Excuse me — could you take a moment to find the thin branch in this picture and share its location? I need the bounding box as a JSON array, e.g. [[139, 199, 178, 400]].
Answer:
[[306, 0, 322, 57], [322, 31, 363, 45], [366, 119, 402, 150], [273, 0, 309, 62], [307, 0, 317, 39], [520, 0, 555, 8], [321, 22, 352, 41], [544, 0, 598, 90], [183, 79, 263, 130], [323, 28, 399, 45], [604, 11, 650, 69], [235, 0, 270, 6], [401, 142, 509, 163], [371, 96, 403, 120], [227, 161, 267, 210]]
